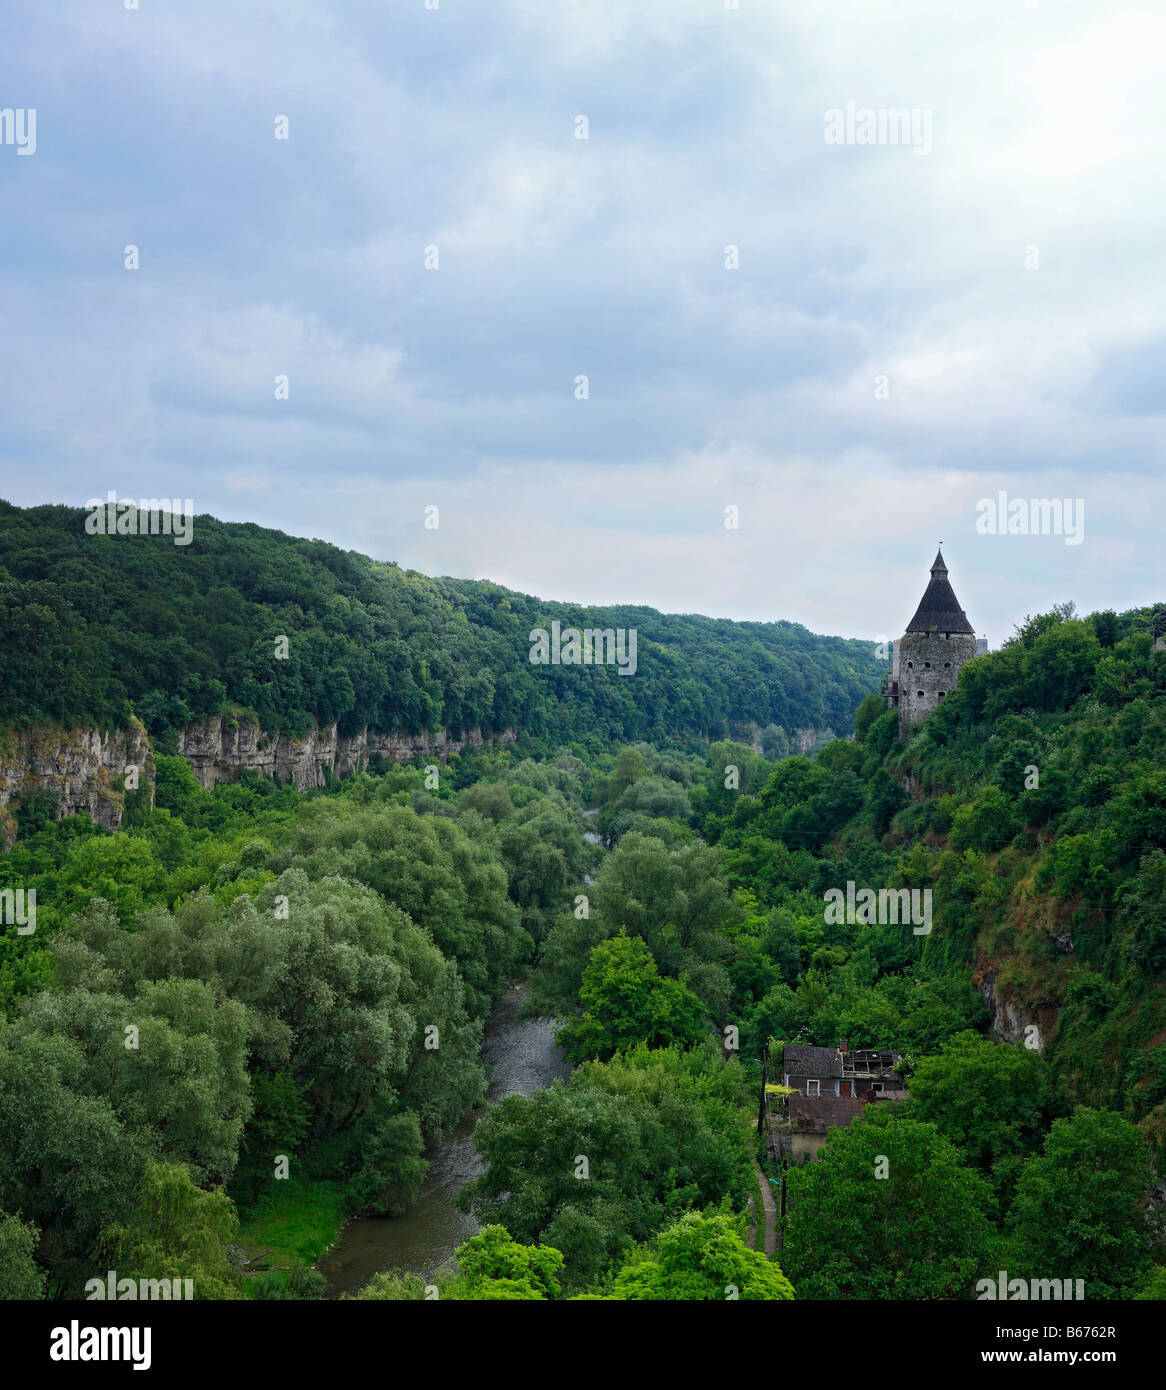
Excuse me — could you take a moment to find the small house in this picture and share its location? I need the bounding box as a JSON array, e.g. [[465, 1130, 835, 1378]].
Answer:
[[767, 1038, 905, 1162]]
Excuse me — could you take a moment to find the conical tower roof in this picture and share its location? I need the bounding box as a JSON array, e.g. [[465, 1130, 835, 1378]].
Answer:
[[905, 548, 974, 634]]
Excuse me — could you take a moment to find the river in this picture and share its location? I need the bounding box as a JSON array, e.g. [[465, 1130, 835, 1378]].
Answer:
[[317, 981, 571, 1296]]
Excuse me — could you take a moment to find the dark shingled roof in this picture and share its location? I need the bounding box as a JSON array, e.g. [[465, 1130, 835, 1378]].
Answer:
[[783, 1044, 842, 1078], [905, 548, 974, 635], [789, 1094, 869, 1134]]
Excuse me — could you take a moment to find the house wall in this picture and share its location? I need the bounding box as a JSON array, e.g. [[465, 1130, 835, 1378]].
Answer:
[[786, 1073, 862, 1097], [785, 1072, 832, 1095]]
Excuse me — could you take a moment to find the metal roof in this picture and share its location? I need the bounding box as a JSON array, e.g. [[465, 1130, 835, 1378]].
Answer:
[[904, 548, 974, 635], [783, 1044, 842, 1078]]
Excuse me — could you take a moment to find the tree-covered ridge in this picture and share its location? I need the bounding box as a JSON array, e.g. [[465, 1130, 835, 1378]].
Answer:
[[505, 602, 1166, 1298], [441, 577, 881, 745], [874, 604, 1166, 1161], [4, 579, 1166, 1300], [0, 500, 881, 748], [669, 601, 1166, 1294]]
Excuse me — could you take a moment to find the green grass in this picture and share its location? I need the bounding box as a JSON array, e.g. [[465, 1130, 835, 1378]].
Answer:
[[236, 1177, 349, 1269]]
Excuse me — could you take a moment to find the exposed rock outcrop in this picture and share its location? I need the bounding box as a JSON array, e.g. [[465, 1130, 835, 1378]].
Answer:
[[977, 969, 1048, 1055], [0, 720, 155, 834], [0, 716, 515, 833], [735, 720, 836, 756], [174, 717, 335, 792], [173, 716, 511, 791]]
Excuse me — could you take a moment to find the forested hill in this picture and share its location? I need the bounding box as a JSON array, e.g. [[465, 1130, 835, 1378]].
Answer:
[[693, 600, 1166, 1183], [0, 501, 881, 749]]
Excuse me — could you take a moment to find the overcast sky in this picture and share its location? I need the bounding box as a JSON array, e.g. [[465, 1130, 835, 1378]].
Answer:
[[2, 0, 1163, 645]]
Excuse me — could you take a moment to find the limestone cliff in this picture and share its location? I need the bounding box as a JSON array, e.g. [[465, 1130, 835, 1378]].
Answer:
[[173, 716, 512, 791], [0, 716, 514, 836], [0, 720, 155, 839], [975, 969, 1049, 1055], [735, 720, 837, 756]]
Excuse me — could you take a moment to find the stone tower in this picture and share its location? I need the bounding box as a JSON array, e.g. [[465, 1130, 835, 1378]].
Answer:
[[888, 549, 977, 737]]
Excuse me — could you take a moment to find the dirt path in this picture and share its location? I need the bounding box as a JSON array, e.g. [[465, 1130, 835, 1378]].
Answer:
[[754, 1163, 778, 1258]]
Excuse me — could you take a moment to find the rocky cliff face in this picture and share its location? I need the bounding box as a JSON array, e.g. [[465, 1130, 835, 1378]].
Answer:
[[173, 716, 511, 791], [0, 721, 155, 840], [976, 970, 1049, 1055], [173, 717, 335, 792], [736, 720, 838, 756], [0, 717, 514, 836]]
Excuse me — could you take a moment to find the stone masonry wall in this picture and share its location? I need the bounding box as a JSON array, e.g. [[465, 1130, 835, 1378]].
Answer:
[[897, 630, 977, 737]]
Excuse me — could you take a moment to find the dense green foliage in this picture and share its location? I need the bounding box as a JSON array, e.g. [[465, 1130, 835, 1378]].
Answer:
[[3, 570, 1166, 1301], [1006, 1107, 1160, 1299], [99, 1162, 243, 1301], [607, 1210, 794, 1300], [0, 1212, 46, 1300], [458, 1041, 756, 1293], [0, 751, 591, 1295], [783, 1109, 995, 1299], [907, 1031, 1063, 1205], [557, 930, 706, 1062], [0, 500, 880, 747]]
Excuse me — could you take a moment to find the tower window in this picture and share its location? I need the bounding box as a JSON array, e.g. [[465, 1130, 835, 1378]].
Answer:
[[944, 662, 951, 668], [906, 661, 913, 669], [924, 661, 931, 668], [917, 690, 925, 698], [938, 691, 946, 698]]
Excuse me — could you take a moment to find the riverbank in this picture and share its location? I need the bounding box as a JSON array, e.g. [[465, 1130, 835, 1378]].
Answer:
[[312, 981, 570, 1296], [237, 1179, 348, 1272], [237, 982, 569, 1289]]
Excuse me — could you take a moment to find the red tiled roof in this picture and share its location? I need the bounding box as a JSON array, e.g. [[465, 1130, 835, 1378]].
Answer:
[[788, 1094, 869, 1134]]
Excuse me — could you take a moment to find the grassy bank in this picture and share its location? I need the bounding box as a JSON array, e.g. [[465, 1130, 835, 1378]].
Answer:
[[237, 1178, 349, 1271]]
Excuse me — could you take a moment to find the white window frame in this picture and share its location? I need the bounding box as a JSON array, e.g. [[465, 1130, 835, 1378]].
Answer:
[[806, 1079, 821, 1097]]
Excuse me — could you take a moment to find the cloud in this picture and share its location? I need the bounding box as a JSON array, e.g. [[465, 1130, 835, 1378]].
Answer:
[[1, 0, 1163, 642]]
